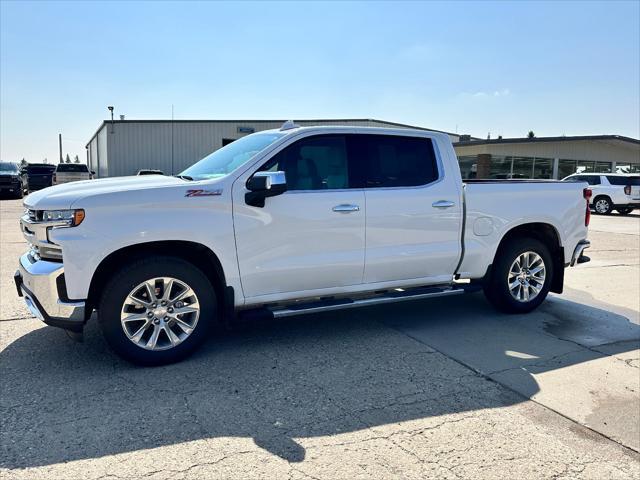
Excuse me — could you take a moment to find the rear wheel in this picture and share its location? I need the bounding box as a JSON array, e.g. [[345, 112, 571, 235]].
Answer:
[[98, 256, 216, 366], [483, 238, 553, 314], [616, 207, 633, 215], [593, 196, 613, 215]]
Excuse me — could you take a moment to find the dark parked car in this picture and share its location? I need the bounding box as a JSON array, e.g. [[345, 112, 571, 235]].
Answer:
[[26, 163, 56, 191], [0, 162, 27, 198]]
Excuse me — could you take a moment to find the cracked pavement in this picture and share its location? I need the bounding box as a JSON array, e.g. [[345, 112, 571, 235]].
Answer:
[[1, 199, 639, 479]]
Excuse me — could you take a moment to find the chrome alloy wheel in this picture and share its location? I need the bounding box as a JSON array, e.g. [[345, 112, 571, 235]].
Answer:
[[120, 277, 200, 351], [507, 251, 546, 303], [595, 199, 610, 214]]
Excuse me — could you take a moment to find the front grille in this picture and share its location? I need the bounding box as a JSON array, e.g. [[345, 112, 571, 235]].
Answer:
[[0, 177, 17, 185]]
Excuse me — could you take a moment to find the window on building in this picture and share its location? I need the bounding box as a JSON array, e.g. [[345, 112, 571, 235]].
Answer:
[[558, 159, 578, 179], [512, 157, 533, 179], [595, 162, 612, 173], [615, 164, 640, 174], [489, 156, 512, 178], [457, 156, 477, 179], [576, 160, 596, 173], [533, 158, 553, 179]]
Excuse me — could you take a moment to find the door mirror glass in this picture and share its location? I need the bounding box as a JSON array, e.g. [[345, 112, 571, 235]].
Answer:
[[245, 171, 287, 207]]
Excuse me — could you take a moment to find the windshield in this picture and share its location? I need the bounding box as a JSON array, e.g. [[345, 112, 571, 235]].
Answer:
[[180, 132, 285, 180], [0, 162, 19, 174]]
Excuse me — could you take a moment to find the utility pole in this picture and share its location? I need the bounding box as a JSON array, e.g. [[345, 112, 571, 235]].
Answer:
[[59, 134, 63, 163]]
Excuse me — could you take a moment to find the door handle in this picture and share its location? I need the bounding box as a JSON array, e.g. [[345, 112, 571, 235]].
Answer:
[[432, 200, 455, 209], [332, 204, 360, 213]]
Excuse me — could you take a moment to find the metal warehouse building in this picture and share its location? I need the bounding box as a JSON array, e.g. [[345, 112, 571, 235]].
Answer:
[[86, 119, 461, 178], [454, 135, 640, 180]]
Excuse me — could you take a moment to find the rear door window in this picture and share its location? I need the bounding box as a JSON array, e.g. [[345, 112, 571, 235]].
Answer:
[[607, 176, 640, 186], [351, 135, 439, 188]]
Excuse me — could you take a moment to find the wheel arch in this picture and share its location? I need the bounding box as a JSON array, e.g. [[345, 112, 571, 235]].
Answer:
[[87, 240, 229, 316], [490, 222, 565, 294]]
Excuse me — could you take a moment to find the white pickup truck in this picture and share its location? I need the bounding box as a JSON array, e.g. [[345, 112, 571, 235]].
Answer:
[[15, 124, 592, 365]]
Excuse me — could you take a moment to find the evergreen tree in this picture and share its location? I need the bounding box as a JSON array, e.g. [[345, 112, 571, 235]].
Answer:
[[74, 155, 80, 163], [65, 154, 71, 163]]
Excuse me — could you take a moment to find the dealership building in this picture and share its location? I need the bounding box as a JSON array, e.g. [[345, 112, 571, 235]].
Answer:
[[85, 119, 639, 179], [455, 135, 640, 179]]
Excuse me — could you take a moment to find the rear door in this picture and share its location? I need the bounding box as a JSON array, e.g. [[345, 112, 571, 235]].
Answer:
[[355, 134, 463, 285]]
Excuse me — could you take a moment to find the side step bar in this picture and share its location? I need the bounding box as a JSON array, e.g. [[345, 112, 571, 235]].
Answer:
[[239, 284, 471, 321]]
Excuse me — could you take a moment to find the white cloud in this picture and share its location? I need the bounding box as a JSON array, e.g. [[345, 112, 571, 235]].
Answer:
[[461, 88, 511, 99]]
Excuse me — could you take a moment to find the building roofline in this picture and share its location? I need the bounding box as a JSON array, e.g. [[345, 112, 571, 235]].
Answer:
[[454, 134, 640, 147], [86, 118, 467, 148]]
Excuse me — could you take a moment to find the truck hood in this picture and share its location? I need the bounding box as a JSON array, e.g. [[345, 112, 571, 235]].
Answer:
[[24, 175, 187, 210]]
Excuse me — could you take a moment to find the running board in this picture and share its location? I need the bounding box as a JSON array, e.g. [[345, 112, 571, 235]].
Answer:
[[265, 285, 468, 319]]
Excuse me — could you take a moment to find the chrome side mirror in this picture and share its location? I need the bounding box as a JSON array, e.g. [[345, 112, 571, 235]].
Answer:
[[245, 171, 287, 207]]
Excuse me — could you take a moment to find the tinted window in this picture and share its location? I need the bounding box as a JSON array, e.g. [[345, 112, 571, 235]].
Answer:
[[55, 164, 89, 172], [261, 135, 350, 190], [355, 135, 438, 188], [607, 176, 640, 186], [27, 165, 55, 174], [584, 175, 601, 185]]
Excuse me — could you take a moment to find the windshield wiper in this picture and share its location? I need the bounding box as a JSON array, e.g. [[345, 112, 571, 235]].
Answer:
[[175, 175, 194, 181]]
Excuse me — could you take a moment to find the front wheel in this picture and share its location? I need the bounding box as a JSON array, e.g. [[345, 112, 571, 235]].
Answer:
[[98, 256, 217, 366], [483, 238, 553, 314]]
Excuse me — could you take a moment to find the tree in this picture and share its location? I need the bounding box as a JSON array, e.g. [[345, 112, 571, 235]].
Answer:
[[74, 155, 80, 163], [527, 131, 535, 139], [43, 158, 48, 164], [19, 158, 28, 168], [65, 154, 71, 163]]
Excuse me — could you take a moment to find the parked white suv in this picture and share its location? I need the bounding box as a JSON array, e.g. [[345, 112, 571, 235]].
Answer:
[[15, 124, 592, 365], [562, 173, 640, 214]]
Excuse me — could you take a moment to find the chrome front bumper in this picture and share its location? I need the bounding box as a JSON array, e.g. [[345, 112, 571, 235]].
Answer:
[[570, 240, 591, 267], [15, 253, 86, 331]]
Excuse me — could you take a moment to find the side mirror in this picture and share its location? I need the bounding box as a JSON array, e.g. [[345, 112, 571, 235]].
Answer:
[[91, 171, 96, 175], [245, 171, 287, 207]]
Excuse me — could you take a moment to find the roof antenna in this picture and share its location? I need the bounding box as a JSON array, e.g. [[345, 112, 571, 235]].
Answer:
[[280, 120, 299, 131]]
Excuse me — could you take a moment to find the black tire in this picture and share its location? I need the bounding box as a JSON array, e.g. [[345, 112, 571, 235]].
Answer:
[[593, 196, 613, 215], [616, 207, 633, 215], [98, 256, 217, 366], [483, 237, 554, 314]]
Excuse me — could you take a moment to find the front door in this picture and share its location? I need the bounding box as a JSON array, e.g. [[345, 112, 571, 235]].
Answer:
[[232, 134, 366, 299]]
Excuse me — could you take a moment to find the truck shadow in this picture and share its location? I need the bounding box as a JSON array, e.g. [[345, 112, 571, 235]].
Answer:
[[1, 294, 638, 469]]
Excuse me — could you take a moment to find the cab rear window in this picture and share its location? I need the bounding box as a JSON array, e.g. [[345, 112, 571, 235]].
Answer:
[[55, 164, 89, 172]]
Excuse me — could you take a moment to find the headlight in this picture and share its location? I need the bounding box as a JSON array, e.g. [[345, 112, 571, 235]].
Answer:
[[41, 209, 85, 226]]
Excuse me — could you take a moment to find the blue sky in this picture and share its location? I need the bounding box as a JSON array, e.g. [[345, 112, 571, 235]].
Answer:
[[1, 0, 639, 163]]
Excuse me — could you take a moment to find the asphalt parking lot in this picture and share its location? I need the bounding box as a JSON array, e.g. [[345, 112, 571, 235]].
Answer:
[[1, 197, 638, 479]]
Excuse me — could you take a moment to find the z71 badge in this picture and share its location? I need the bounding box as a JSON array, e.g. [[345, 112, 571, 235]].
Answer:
[[185, 189, 223, 197]]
